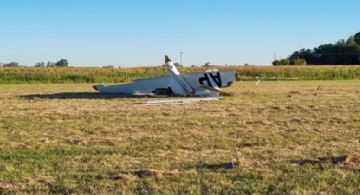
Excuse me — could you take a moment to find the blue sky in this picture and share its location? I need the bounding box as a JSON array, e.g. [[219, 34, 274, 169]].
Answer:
[[0, 0, 359, 66]]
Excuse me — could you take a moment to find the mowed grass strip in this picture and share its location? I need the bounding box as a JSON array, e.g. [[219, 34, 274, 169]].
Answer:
[[0, 81, 359, 193]]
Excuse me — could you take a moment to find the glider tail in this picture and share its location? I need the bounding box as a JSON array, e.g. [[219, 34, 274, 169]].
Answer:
[[164, 55, 194, 96]]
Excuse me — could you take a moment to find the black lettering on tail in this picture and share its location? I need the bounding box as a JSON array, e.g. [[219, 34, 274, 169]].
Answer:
[[199, 72, 222, 87]]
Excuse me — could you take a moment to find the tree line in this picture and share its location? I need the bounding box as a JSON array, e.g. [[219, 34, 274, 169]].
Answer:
[[0, 59, 69, 67], [273, 32, 360, 65]]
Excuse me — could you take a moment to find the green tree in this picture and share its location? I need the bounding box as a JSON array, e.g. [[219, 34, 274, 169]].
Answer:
[[346, 36, 357, 45], [4, 62, 19, 67], [290, 58, 307, 65], [285, 32, 360, 65], [354, 32, 360, 45], [203, 62, 211, 67], [272, 59, 290, 66], [35, 62, 45, 67], [55, 59, 69, 67], [47, 62, 55, 67]]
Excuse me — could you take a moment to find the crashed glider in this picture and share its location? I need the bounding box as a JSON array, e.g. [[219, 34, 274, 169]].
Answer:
[[93, 56, 236, 97]]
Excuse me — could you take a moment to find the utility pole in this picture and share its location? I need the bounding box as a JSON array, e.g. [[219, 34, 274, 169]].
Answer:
[[273, 52, 277, 61], [180, 51, 183, 66]]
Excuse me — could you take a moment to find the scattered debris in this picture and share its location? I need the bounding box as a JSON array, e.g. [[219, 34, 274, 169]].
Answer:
[[230, 156, 243, 169], [134, 97, 219, 106]]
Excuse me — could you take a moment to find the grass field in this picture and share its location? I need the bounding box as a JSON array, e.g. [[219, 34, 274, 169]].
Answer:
[[0, 81, 359, 193]]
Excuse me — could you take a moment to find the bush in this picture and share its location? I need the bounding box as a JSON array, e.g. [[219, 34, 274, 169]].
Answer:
[[273, 59, 290, 66], [55, 59, 69, 67], [290, 58, 307, 65], [4, 62, 19, 67]]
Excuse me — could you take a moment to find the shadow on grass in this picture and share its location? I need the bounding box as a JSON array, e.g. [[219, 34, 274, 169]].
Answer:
[[187, 161, 239, 170], [289, 155, 351, 165], [116, 161, 240, 179], [19, 92, 155, 100]]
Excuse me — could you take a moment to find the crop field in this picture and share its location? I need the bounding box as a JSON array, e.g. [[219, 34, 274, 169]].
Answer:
[[0, 80, 359, 193], [0, 65, 360, 84]]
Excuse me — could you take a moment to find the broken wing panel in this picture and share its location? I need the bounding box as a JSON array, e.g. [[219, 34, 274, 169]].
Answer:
[[94, 76, 170, 95], [169, 77, 188, 96]]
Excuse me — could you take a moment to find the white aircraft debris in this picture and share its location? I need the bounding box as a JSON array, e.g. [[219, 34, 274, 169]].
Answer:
[[93, 55, 237, 97]]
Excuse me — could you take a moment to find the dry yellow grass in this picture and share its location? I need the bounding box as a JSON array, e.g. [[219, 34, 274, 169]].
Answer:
[[0, 81, 359, 193]]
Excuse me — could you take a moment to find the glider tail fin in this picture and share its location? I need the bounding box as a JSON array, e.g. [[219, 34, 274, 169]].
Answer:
[[164, 55, 179, 73], [165, 55, 172, 64], [164, 55, 194, 96]]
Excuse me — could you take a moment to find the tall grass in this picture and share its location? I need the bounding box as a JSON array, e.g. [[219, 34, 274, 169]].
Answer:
[[232, 65, 360, 80], [0, 65, 359, 84], [0, 67, 167, 84]]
